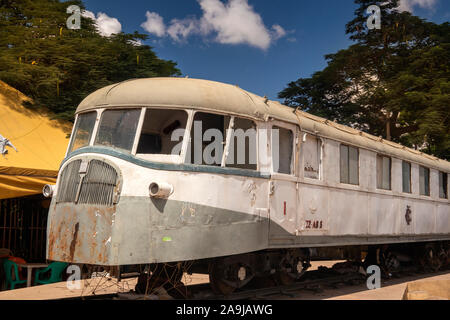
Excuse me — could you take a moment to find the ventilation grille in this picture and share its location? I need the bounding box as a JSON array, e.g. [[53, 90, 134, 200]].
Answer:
[[78, 160, 118, 206], [57, 159, 119, 206], [57, 160, 82, 203]]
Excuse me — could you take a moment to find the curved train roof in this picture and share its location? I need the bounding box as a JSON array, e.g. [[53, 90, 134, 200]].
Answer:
[[77, 77, 450, 172]]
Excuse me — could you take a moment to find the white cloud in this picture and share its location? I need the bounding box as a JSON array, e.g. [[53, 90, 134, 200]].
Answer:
[[96, 13, 122, 36], [82, 10, 122, 36], [397, 0, 437, 12], [82, 10, 96, 20], [198, 0, 272, 49], [271, 24, 286, 41], [167, 17, 200, 42], [141, 11, 166, 37], [140, 0, 288, 50]]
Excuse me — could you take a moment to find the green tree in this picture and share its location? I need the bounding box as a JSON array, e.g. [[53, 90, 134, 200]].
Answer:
[[0, 0, 181, 121], [279, 0, 449, 160]]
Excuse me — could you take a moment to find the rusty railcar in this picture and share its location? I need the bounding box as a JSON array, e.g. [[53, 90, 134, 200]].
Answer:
[[45, 78, 450, 294]]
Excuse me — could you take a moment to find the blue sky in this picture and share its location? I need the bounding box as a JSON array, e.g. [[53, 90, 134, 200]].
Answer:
[[80, 0, 450, 101]]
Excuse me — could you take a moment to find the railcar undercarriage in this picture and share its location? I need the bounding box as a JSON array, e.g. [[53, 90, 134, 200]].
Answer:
[[76, 240, 449, 297]]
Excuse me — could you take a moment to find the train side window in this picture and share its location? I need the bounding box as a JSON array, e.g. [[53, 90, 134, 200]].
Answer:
[[402, 161, 412, 193], [303, 134, 321, 179], [377, 155, 391, 190], [419, 166, 430, 196], [340, 145, 359, 185], [226, 118, 257, 170], [272, 126, 293, 175], [137, 109, 188, 155], [187, 112, 230, 166], [439, 171, 448, 199]]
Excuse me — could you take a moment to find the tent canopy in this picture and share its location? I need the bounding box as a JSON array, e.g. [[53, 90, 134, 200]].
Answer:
[[0, 81, 72, 199]]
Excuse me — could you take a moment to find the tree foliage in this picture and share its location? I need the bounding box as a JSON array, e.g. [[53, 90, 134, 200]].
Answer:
[[0, 0, 181, 121], [279, 0, 449, 160]]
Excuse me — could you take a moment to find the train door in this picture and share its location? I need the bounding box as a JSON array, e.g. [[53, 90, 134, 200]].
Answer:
[[268, 121, 299, 240], [296, 134, 328, 235]]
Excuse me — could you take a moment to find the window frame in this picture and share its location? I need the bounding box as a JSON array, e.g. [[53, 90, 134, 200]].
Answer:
[[135, 107, 190, 158], [402, 161, 412, 194], [181, 110, 260, 170], [302, 133, 322, 180], [419, 165, 430, 197], [340, 144, 359, 186], [271, 122, 296, 176], [94, 107, 142, 154], [187, 110, 231, 167], [439, 171, 448, 199], [134, 107, 192, 164], [66, 110, 98, 155], [376, 154, 392, 191], [224, 116, 258, 171]]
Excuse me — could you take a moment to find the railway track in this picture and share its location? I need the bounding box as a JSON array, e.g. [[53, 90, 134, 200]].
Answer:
[[60, 262, 449, 300], [194, 273, 366, 300], [58, 269, 362, 300]]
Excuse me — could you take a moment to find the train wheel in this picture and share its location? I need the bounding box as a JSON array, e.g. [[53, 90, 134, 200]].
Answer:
[[440, 244, 450, 268], [424, 244, 442, 272], [275, 258, 310, 285], [373, 245, 400, 277], [383, 252, 401, 275], [275, 250, 310, 286], [209, 260, 254, 295]]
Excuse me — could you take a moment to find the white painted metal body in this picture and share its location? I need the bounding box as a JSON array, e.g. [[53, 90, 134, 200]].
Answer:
[[47, 78, 449, 266]]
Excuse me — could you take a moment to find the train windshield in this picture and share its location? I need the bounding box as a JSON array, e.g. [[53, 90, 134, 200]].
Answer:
[[68, 111, 97, 154], [94, 109, 141, 153]]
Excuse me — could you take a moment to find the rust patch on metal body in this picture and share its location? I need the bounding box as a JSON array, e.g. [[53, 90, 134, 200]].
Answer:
[[47, 203, 116, 265], [69, 223, 79, 260]]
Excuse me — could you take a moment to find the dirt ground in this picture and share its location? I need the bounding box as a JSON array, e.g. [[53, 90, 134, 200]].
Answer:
[[284, 270, 450, 300], [0, 261, 448, 300]]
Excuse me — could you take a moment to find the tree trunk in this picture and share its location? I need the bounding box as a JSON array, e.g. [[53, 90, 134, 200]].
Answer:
[[386, 120, 391, 141]]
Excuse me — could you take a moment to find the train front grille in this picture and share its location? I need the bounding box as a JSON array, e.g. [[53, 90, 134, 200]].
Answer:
[[57, 159, 119, 206], [57, 159, 82, 203]]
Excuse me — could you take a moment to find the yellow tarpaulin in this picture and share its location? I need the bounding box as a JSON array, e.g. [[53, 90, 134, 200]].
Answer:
[[0, 81, 72, 199]]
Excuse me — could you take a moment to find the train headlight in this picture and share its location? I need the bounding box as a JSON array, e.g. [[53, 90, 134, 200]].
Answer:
[[149, 182, 173, 199], [43, 184, 55, 198]]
